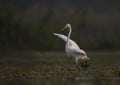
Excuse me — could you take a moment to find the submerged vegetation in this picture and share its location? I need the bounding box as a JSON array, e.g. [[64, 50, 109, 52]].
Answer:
[[0, 51, 120, 85]]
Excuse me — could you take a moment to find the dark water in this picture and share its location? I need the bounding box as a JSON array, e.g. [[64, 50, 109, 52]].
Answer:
[[0, 78, 120, 85]]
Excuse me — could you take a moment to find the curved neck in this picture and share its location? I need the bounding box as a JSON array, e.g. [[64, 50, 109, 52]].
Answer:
[[67, 26, 72, 43]]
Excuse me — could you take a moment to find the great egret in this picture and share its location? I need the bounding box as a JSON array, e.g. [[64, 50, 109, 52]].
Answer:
[[53, 24, 90, 70]]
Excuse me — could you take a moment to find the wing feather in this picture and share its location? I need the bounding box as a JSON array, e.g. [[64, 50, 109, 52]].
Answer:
[[53, 33, 73, 46], [72, 49, 86, 56]]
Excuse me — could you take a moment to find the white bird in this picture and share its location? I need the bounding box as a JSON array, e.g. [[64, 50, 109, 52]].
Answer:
[[53, 24, 90, 69]]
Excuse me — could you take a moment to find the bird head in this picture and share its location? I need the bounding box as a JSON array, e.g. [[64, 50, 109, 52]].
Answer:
[[61, 24, 71, 31]]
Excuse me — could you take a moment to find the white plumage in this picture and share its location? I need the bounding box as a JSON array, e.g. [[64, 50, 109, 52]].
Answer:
[[53, 24, 90, 64]]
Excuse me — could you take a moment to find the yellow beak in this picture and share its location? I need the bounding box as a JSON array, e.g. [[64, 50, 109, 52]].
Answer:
[[61, 24, 68, 31]]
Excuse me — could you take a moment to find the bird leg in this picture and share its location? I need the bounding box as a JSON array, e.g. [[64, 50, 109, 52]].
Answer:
[[75, 60, 81, 71], [76, 63, 80, 71]]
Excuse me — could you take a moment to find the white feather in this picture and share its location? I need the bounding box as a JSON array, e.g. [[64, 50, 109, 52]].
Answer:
[[53, 24, 89, 64]]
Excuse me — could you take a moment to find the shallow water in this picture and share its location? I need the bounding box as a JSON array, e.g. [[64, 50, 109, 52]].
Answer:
[[0, 51, 120, 85], [0, 78, 120, 85]]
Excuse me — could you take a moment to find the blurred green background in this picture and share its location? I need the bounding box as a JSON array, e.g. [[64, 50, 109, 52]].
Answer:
[[0, 0, 120, 51]]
